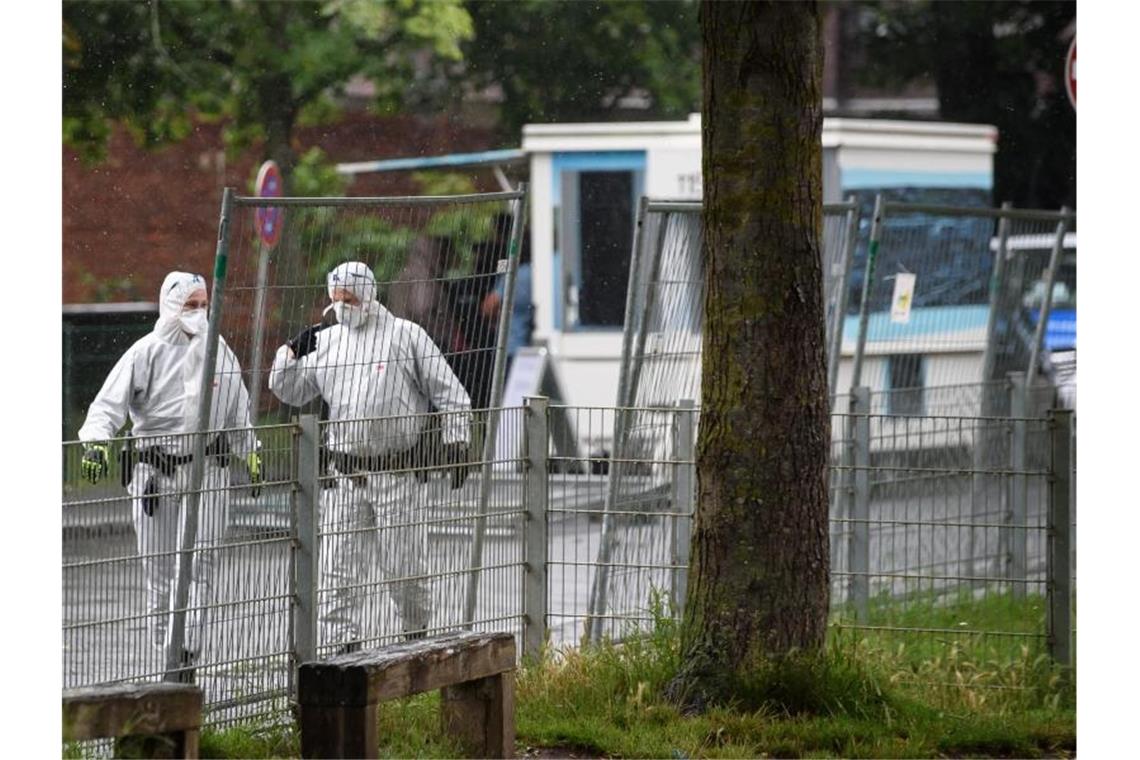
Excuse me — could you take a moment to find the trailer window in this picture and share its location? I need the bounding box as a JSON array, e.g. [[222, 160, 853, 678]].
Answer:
[[887, 354, 925, 415]]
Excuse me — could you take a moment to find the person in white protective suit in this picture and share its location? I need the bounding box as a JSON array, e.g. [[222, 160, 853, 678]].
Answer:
[[78, 271, 261, 682], [268, 261, 472, 653]]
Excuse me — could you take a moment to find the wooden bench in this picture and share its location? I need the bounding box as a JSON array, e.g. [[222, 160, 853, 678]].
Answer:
[[62, 682, 203, 759], [298, 631, 517, 759]]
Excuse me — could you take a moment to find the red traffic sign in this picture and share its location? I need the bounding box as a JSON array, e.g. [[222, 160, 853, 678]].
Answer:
[[255, 160, 284, 248], [1064, 37, 1075, 109]]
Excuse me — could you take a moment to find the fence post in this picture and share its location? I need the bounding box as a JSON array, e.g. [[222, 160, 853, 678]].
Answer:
[[465, 184, 529, 628], [850, 195, 884, 391], [828, 197, 860, 399], [848, 387, 871, 621], [294, 414, 321, 671], [1007, 373, 1028, 598], [671, 400, 696, 618], [1025, 209, 1071, 388], [522, 396, 549, 661], [1047, 408, 1073, 667], [164, 187, 233, 681], [979, 202, 1014, 390]]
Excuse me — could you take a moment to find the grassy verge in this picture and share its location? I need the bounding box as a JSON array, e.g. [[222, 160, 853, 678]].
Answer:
[[150, 594, 1075, 759]]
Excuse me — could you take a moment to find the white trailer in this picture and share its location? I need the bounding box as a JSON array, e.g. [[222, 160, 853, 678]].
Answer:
[[521, 114, 998, 409]]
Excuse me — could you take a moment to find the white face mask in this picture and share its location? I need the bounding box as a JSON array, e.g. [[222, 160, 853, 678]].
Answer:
[[180, 308, 208, 336], [333, 300, 368, 329]]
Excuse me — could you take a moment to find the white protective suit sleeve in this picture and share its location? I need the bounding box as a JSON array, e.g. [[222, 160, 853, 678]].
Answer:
[[77, 344, 140, 443], [408, 322, 472, 445], [268, 343, 322, 408], [217, 343, 259, 458]]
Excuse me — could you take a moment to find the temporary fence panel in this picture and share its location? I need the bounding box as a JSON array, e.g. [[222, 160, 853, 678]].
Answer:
[[194, 187, 528, 668], [217, 189, 527, 424], [847, 200, 1075, 411], [612, 198, 860, 416], [584, 199, 859, 642]]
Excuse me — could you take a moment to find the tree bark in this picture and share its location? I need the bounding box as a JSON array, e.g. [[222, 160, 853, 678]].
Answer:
[[669, 0, 830, 709]]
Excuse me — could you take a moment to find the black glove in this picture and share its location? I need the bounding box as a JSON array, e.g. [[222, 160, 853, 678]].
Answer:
[[287, 309, 335, 360], [443, 442, 470, 490], [287, 322, 331, 359]]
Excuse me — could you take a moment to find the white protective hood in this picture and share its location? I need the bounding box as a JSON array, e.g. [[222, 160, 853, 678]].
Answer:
[[327, 261, 381, 319], [155, 271, 209, 430]]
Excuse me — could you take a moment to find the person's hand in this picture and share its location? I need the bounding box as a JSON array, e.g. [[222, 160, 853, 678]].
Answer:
[[286, 323, 328, 359], [247, 451, 263, 499], [481, 291, 502, 320], [443, 442, 470, 490], [82, 443, 110, 484]]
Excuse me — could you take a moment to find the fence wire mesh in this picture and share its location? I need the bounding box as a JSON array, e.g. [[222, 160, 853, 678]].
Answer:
[[63, 424, 297, 727], [63, 396, 1074, 731], [312, 409, 527, 656], [62, 191, 1078, 733], [614, 199, 859, 416], [221, 191, 525, 425], [848, 203, 1075, 402]]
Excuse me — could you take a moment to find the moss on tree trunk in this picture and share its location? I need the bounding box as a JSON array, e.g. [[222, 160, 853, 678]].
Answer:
[[669, 0, 831, 709]]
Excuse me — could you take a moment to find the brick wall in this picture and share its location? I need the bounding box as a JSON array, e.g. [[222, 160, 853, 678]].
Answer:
[[63, 112, 501, 303]]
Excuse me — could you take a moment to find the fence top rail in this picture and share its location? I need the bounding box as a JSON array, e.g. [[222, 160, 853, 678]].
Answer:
[[231, 189, 525, 208], [62, 421, 298, 448], [834, 411, 1056, 424], [880, 201, 1076, 223], [550, 403, 700, 414], [642, 200, 858, 214], [645, 201, 701, 214]]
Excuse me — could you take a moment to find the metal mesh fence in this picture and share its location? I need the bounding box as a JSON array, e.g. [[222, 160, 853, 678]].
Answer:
[[219, 190, 526, 425], [63, 398, 1074, 731], [615, 198, 860, 416], [63, 424, 297, 727], [848, 202, 1075, 399], [312, 409, 528, 657]]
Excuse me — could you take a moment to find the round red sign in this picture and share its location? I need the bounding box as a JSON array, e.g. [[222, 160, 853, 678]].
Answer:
[[255, 160, 284, 248], [1064, 37, 1075, 109]]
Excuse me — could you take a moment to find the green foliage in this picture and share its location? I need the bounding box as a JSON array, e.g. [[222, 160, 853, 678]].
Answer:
[[75, 267, 141, 303], [286, 147, 350, 197], [63, 0, 474, 171], [460, 0, 701, 137]]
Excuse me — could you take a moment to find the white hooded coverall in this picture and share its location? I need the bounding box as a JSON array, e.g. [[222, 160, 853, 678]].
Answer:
[[78, 272, 257, 655], [268, 261, 472, 646]]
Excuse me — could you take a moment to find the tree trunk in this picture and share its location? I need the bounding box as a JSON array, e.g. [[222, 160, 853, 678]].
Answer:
[[669, 0, 830, 708]]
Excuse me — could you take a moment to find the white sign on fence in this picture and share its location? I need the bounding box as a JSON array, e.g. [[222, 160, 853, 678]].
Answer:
[[890, 273, 917, 324]]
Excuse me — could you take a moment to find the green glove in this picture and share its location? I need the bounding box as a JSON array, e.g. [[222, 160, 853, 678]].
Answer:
[[247, 451, 263, 499], [82, 443, 110, 485]]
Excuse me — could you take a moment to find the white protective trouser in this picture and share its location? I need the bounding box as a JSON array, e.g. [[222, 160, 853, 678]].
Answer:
[[129, 459, 229, 655], [318, 471, 437, 647]]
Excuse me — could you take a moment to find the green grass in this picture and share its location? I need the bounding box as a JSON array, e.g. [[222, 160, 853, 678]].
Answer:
[[133, 593, 1074, 759]]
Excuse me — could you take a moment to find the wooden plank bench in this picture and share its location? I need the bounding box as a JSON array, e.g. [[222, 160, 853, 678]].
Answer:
[[62, 682, 203, 759], [298, 631, 517, 759]]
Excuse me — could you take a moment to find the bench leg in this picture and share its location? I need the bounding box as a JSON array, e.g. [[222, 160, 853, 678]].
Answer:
[[113, 728, 197, 759], [300, 704, 379, 759], [441, 673, 515, 759]]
